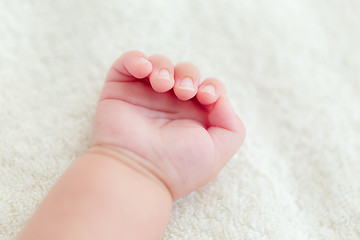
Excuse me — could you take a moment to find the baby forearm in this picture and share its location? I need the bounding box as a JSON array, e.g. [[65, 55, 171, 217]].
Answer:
[[17, 147, 172, 240]]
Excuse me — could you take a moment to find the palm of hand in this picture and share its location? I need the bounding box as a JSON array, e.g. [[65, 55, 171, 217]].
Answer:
[[92, 51, 245, 199]]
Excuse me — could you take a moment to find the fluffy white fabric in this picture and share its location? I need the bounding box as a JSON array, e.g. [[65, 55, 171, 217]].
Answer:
[[1, 0, 359, 239]]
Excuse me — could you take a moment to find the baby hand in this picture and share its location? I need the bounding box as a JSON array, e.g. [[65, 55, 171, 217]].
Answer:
[[92, 51, 245, 200]]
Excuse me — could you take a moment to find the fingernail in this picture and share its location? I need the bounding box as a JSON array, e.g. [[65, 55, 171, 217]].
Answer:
[[138, 58, 152, 73], [159, 69, 170, 80], [179, 77, 194, 90], [139, 57, 150, 64], [201, 84, 216, 96]]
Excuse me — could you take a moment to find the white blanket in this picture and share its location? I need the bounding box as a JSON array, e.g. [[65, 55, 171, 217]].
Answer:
[[1, 0, 359, 239]]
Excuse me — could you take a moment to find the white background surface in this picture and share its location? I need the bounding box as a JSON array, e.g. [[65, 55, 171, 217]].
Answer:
[[0, 0, 359, 239]]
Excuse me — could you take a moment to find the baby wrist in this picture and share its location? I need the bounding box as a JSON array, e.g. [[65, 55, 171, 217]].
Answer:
[[87, 145, 174, 200]]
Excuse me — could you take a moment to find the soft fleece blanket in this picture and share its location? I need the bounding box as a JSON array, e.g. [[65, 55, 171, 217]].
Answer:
[[1, 0, 359, 239]]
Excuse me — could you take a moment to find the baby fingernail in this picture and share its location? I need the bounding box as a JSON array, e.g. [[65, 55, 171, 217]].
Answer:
[[139, 58, 152, 71], [201, 84, 216, 95], [139, 57, 149, 63], [139, 57, 150, 64], [159, 69, 170, 80], [179, 77, 194, 90]]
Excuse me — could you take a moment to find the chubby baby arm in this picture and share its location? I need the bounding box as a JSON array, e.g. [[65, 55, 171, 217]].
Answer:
[[17, 147, 172, 240], [17, 51, 245, 240]]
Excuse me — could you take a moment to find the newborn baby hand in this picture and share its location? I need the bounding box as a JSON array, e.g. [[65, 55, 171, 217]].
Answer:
[[92, 51, 245, 200]]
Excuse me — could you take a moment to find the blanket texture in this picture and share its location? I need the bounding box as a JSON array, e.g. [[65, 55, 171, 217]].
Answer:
[[1, 0, 359, 239]]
